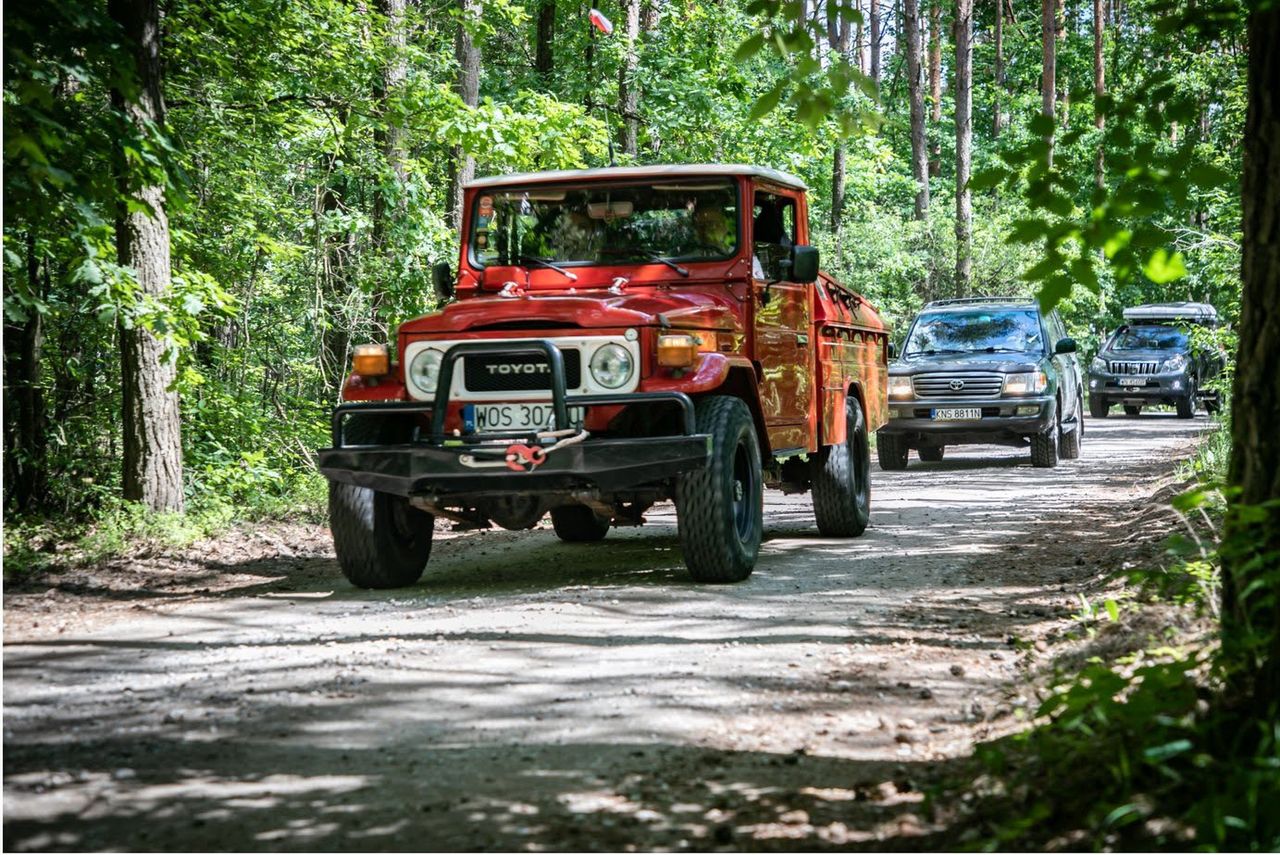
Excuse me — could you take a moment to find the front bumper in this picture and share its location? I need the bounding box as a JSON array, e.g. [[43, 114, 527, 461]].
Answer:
[[317, 339, 710, 498], [877, 396, 1055, 444], [1089, 371, 1191, 402]]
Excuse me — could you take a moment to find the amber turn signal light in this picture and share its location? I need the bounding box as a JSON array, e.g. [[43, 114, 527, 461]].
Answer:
[[352, 343, 389, 377], [657, 334, 699, 368]]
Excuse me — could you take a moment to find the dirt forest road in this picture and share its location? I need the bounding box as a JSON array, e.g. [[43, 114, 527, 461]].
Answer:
[[4, 415, 1210, 852]]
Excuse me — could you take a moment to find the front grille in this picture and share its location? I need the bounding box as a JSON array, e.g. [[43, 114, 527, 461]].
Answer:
[[1108, 360, 1159, 375], [912, 372, 1005, 398], [464, 350, 582, 392]]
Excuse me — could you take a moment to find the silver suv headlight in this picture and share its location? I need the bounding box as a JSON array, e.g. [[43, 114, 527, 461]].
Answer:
[[409, 348, 444, 394], [589, 343, 634, 389], [1090, 356, 1107, 372], [1162, 354, 1187, 373], [889, 376, 914, 399]]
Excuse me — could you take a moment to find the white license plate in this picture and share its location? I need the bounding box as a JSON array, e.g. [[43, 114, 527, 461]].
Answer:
[[1119, 377, 1147, 386], [466, 403, 585, 433], [932, 407, 982, 421]]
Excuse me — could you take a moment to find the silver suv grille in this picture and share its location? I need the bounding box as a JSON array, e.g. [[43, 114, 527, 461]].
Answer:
[[1108, 360, 1159, 375], [912, 372, 1005, 398]]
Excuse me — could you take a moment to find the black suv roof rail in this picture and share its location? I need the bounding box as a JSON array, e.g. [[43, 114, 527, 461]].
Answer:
[[923, 296, 1032, 309]]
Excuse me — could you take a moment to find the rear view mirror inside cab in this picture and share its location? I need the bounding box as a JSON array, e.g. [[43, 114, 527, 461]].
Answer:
[[587, 201, 634, 220]]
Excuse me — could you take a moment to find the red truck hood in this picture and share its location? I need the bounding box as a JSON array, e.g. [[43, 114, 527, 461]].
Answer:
[[397, 288, 745, 335]]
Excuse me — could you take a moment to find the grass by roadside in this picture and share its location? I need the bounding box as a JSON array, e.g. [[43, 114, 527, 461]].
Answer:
[[927, 413, 1279, 851], [2, 473, 327, 580]]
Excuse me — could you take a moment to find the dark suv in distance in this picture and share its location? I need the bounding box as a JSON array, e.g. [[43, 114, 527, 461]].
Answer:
[[1087, 302, 1224, 419], [877, 297, 1084, 469]]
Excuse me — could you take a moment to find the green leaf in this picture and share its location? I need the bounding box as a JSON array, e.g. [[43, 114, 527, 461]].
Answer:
[[1029, 113, 1055, 137], [1104, 599, 1120, 622], [967, 167, 1008, 192], [1142, 248, 1188, 284], [734, 32, 766, 62], [748, 83, 786, 120], [1143, 739, 1193, 762]]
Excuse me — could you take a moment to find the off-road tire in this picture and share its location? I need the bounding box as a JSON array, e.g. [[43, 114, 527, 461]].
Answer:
[[877, 432, 909, 470], [550, 505, 611, 542], [917, 445, 945, 463], [1176, 381, 1196, 419], [1031, 409, 1060, 468], [1059, 405, 1082, 461], [329, 416, 433, 589], [1124, 405, 1142, 417], [675, 396, 762, 583], [810, 396, 871, 537], [1089, 394, 1109, 419]]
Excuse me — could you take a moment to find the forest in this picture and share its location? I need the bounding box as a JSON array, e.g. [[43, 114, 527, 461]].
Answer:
[[4, 0, 1278, 848]]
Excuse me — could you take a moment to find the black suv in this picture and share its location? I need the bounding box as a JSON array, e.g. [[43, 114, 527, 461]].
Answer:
[[877, 297, 1084, 469], [1087, 302, 1223, 419]]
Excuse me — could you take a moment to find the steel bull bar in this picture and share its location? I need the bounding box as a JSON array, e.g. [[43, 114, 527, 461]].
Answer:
[[317, 339, 710, 497]]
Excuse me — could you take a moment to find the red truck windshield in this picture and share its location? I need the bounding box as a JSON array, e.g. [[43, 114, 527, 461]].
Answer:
[[470, 180, 740, 268]]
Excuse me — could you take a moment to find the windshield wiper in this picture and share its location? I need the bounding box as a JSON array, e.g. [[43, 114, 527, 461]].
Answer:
[[513, 254, 578, 281], [599, 248, 690, 277], [978, 346, 1029, 353], [905, 348, 969, 356]]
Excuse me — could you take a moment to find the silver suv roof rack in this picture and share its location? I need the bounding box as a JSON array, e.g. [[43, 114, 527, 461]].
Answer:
[[923, 296, 1032, 309], [1121, 302, 1218, 324]]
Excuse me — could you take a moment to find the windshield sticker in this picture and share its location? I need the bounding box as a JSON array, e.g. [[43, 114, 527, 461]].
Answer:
[[477, 195, 495, 218]]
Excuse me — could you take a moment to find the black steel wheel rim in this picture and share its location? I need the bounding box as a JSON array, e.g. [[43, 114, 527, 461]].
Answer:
[[731, 436, 757, 542]]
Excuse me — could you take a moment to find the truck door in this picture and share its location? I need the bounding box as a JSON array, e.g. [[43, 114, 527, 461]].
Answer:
[[751, 189, 812, 452]]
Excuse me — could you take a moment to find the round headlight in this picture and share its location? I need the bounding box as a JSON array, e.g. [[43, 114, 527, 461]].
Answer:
[[589, 343, 634, 389], [409, 348, 443, 394]]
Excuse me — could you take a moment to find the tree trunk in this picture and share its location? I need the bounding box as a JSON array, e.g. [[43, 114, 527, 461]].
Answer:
[[371, 0, 407, 325], [3, 230, 48, 512], [641, 0, 661, 31], [904, 0, 931, 219], [928, 0, 943, 177], [619, 0, 641, 157], [870, 0, 882, 85], [1093, 0, 1104, 188], [954, 0, 973, 295], [994, 0, 1005, 137], [448, 0, 481, 231], [536, 0, 555, 76], [1224, 2, 1280, 709], [1041, 0, 1057, 164], [108, 0, 184, 514], [831, 12, 852, 231]]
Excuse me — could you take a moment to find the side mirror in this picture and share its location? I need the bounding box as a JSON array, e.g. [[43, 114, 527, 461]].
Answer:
[[1055, 337, 1077, 354], [887, 341, 898, 360], [791, 245, 819, 284], [432, 261, 455, 302]]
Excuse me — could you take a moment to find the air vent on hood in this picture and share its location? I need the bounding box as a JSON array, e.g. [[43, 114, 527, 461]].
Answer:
[[468, 320, 583, 331]]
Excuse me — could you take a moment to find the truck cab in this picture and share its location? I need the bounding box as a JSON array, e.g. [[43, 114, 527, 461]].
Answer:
[[318, 165, 889, 588]]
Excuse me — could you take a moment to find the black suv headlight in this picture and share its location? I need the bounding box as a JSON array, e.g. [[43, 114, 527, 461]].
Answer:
[[888, 376, 914, 400], [1003, 371, 1048, 395], [1090, 356, 1107, 373], [1161, 354, 1188, 373]]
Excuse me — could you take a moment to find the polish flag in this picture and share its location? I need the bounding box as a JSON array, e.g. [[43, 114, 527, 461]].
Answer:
[[589, 8, 614, 34]]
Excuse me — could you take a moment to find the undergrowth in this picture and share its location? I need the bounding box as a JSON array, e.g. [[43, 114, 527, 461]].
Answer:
[[3, 471, 326, 578], [939, 407, 1280, 851]]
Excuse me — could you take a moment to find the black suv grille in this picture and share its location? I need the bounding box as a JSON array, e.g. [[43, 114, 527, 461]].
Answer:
[[912, 372, 1004, 398], [1108, 360, 1159, 375], [463, 351, 582, 392]]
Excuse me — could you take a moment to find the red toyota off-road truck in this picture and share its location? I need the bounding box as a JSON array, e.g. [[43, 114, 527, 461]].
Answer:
[[317, 165, 889, 588]]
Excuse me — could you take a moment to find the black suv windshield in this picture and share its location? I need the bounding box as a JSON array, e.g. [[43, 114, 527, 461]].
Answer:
[[1111, 325, 1188, 351], [470, 180, 739, 267], [905, 308, 1044, 356]]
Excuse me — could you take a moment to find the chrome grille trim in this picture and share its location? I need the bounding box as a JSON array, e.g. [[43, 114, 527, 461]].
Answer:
[[911, 372, 1005, 399], [1108, 360, 1159, 375]]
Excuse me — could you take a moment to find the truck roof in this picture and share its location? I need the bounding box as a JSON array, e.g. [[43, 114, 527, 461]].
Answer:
[[466, 164, 808, 191]]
